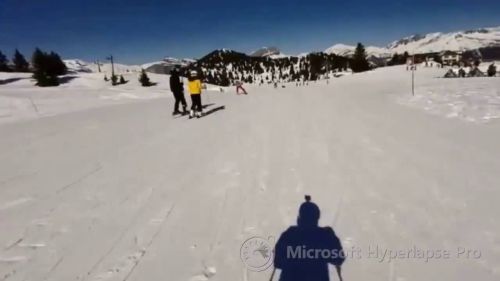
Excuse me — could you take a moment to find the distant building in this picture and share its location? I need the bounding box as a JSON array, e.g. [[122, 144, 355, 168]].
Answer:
[[440, 51, 462, 66]]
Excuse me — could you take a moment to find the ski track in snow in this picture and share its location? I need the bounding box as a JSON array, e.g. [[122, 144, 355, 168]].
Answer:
[[1, 66, 500, 280]]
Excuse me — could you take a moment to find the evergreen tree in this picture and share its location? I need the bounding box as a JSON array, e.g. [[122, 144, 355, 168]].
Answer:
[[433, 54, 443, 65], [13, 49, 30, 72], [206, 72, 215, 84], [139, 69, 151, 86], [31, 48, 44, 70], [403, 52, 410, 63], [220, 69, 230, 86], [487, 64, 497, 77], [289, 65, 295, 78], [104, 74, 109, 81], [389, 53, 400, 66], [47, 52, 67, 76], [119, 75, 126, 84], [351, 43, 370, 73], [458, 68, 466, 78], [32, 48, 64, 87], [0, 50, 9, 72], [111, 75, 118, 86]]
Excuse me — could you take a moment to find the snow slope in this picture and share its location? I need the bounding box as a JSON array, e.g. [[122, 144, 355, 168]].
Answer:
[[0, 72, 188, 123], [1, 66, 500, 281]]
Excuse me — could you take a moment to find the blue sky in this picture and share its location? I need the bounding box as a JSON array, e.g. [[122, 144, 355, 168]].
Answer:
[[1, 0, 499, 64]]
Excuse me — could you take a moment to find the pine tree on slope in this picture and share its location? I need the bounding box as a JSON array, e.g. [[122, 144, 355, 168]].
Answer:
[[0, 50, 10, 72], [139, 69, 151, 86], [351, 43, 370, 73], [13, 49, 30, 72], [31, 48, 66, 87], [488, 64, 497, 77]]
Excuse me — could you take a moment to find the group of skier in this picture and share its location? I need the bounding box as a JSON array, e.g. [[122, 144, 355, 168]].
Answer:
[[169, 68, 204, 118], [169, 68, 248, 118]]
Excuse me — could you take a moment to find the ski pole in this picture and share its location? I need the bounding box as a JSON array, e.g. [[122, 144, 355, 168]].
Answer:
[[335, 265, 343, 281], [269, 267, 276, 281]]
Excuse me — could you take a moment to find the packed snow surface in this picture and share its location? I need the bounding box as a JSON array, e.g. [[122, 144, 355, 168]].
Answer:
[[1, 66, 500, 281]]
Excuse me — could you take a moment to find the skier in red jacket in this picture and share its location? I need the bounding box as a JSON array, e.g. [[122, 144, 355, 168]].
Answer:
[[235, 80, 248, 95]]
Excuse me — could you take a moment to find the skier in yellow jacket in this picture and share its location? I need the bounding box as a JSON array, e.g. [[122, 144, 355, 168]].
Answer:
[[187, 70, 203, 118]]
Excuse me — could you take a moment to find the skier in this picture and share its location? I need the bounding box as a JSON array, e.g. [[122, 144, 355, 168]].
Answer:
[[235, 80, 248, 95], [169, 68, 187, 115], [187, 70, 203, 118], [274, 195, 345, 281]]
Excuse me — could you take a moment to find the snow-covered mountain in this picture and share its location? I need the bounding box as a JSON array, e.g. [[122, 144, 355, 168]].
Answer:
[[324, 44, 355, 57], [325, 44, 391, 58], [325, 26, 500, 57], [141, 57, 194, 69], [64, 59, 140, 74], [64, 59, 94, 73], [388, 27, 500, 54], [141, 57, 195, 74], [249, 47, 288, 58], [64, 57, 195, 75]]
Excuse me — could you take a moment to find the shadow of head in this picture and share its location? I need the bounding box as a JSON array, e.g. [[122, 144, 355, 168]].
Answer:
[[297, 195, 320, 228]]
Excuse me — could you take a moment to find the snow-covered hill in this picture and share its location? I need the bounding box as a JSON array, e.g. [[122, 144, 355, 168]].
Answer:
[[325, 26, 500, 57]]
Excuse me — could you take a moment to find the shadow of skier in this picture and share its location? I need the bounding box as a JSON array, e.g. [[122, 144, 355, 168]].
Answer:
[[273, 195, 345, 281], [0, 77, 26, 85], [202, 103, 215, 109], [202, 105, 225, 117], [58, 75, 78, 84]]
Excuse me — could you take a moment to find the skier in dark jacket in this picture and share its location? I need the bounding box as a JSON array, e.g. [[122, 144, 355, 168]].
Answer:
[[274, 196, 345, 281], [169, 69, 187, 115]]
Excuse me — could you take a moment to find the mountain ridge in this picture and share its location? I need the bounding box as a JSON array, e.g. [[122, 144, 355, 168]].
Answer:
[[325, 26, 500, 57]]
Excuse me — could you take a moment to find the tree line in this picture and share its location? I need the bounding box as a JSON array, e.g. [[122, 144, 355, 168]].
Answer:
[[1, 43, 374, 88], [183, 43, 371, 87], [0, 48, 67, 86]]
